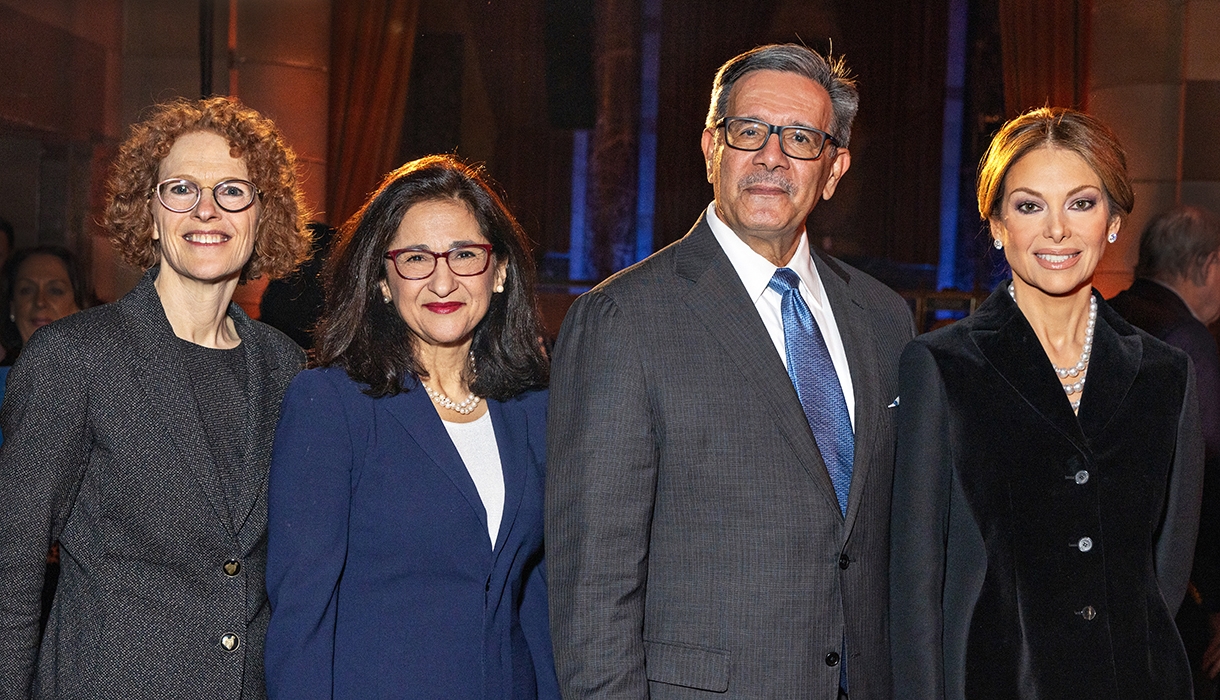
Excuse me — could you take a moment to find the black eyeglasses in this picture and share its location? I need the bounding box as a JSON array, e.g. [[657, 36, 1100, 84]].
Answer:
[[154, 178, 262, 213], [716, 117, 838, 160], [384, 244, 494, 280]]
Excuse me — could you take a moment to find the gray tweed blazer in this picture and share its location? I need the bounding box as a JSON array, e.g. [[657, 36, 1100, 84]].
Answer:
[[546, 215, 914, 699], [0, 267, 304, 700]]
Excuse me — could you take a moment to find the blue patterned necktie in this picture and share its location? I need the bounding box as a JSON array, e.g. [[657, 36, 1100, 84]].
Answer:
[[769, 267, 854, 516]]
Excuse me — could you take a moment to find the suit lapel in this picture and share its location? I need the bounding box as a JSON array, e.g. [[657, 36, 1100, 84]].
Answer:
[[488, 398, 527, 554], [970, 286, 1089, 450], [814, 252, 881, 530], [228, 308, 281, 532], [383, 384, 490, 534], [1076, 301, 1142, 440], [120, 268, 235, 535], [677, 218, 842, 514]]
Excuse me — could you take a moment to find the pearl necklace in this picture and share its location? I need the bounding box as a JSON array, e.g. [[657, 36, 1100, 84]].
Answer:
[[1008, 283, 1096, 411], [423, 383, 481, 415]]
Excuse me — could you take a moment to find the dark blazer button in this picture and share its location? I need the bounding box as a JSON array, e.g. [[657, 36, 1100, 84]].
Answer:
[[223, 559, 241, 576], [838, 553, 850, 570], [825, 651, 840, 666], [220, 633, 240, 651], [1074, 470, 1089, 484], [1077, 606, 1097, 621]]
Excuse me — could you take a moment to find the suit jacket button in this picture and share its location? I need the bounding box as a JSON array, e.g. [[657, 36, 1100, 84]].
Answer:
[[838, 554, 850, 570], [1078, 606, 1097, 621], [220, 633, 240, 651], [1076, 537, 1093, 552], [1074, 470, 1089, 484], [825, 651, 840, 666], [223, 559, 241, 576]]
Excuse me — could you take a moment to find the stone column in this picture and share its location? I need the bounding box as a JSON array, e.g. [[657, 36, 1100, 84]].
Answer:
[[585, 0, 640, 279], [228, 0, 331, 314]]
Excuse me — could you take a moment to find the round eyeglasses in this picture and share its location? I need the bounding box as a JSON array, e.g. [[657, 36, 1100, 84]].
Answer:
[[384, 244, 494, 280], [716, 117, 839, 160], [154, 178, 262, 213]]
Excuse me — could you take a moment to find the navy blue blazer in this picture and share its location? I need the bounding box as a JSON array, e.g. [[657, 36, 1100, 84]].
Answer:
[[264, 367, 559, 700]]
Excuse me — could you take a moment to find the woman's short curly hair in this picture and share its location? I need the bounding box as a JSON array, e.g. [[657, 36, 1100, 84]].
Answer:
[[103, 96, 311, 280]]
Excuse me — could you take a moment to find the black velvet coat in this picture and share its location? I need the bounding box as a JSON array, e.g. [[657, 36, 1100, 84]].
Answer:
[[890, 285, 1204, 700]]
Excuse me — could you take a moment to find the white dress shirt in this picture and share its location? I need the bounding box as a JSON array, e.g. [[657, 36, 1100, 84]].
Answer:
[[706, 202, 856, 427]]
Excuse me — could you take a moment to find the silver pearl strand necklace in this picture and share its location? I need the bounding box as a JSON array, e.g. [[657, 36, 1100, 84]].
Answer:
[[1008, 283, 1096, 411], [422, 352, 481, 415]]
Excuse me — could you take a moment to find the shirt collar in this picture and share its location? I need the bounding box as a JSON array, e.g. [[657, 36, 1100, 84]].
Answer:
[[706, 202, 828, 310]]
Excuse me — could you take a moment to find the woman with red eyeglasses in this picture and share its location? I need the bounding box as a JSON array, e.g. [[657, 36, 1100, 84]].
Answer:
[[264, 155, 557, 699]]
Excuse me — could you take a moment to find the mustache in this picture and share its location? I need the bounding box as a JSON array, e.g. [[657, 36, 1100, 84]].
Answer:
[[737, 172, 795, 195]]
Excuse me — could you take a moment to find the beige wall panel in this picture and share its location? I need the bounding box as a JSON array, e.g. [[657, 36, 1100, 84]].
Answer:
[[120, 57, 201, 127], [1181, 180, 1220, 215], [1186, 0, 1220, 80], [1089, 83, 1181, 182], [234, 64, 328, 156], [1091, 0, 1183, 89], [238, 0, 331, 66]]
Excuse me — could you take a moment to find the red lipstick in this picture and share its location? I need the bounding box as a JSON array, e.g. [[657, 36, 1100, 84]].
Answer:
[[423, 302, 463, 314]]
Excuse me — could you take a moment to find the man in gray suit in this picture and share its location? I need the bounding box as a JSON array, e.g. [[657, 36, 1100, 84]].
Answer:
[[546, 44, 914, 699]]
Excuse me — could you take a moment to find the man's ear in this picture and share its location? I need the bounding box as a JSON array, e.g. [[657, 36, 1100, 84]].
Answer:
[[700, 128, 717, 184], [821, 149, 851, 200]]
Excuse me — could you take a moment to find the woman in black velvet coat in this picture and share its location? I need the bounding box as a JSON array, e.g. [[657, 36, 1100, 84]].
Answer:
[[890, 107, 1204, 699]]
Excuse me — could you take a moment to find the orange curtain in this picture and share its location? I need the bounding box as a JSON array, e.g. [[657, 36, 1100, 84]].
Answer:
[[998, 0, 1091, 117], [327, 0, 421, 227]]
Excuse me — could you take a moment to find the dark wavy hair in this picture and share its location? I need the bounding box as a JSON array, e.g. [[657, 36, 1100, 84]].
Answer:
[[315, 155, 549, 399], [1, 245, 88, 364], [103, 96, 312, 281]]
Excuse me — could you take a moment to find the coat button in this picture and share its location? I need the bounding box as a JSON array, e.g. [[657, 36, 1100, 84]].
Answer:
[[223, 559, 241, 577], [825, 651, 840, 667], [838, 553, 850, 570], [220, 633, 240, 651], [1074, 470, 1089, 484], [1077, 537, 1093, 552], [1078, 606, 1097, 621]]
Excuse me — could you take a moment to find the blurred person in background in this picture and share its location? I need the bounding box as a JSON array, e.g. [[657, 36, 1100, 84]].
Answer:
[[259, 221, 336, 350], [1110, 205, 1220, 699], [0, 244, 88, 638], [0, 245, 87, 398]]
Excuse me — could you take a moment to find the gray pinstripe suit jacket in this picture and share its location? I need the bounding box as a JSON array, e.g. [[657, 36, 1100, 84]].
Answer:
[[0, 268, 304, 700], [546, 215, 914, 699]]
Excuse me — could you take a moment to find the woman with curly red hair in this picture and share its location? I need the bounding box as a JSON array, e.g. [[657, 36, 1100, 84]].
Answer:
[[0, 96, 311, 699]]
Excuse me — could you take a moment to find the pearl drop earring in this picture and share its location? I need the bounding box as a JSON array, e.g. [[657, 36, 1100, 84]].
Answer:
[[1107, 232, 1117, 243], [993, 238, 1003, 250]]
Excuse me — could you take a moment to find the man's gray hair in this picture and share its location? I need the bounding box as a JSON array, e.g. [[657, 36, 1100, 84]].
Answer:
[[1136, 205, 1220, 286], [705, 43, 859, 148]]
